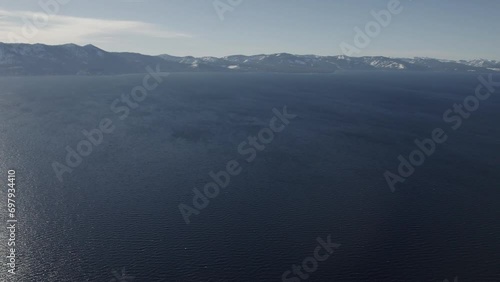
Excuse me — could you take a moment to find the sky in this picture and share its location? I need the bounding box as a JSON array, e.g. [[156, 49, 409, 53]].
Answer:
[[0, 0, 499, 60]]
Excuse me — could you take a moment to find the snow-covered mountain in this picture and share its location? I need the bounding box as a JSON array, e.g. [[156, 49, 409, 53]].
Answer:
[[459, 59, 500, 71], [179, 53, 496, 73], [0, 43, 497, 75], [0, 43, 225, 75]]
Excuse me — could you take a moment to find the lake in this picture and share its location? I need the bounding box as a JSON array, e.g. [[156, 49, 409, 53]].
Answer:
[[0, 72, 499, 281]]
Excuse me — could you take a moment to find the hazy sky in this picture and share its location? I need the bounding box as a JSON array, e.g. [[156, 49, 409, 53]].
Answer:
[[0, 0, 499, 60]]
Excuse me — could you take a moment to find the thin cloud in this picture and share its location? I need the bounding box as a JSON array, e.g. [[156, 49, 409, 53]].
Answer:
[[0, 9, 192, 44]]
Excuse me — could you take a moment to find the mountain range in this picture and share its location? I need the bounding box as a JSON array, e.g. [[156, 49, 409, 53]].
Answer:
[[0, 42, 499, 75]]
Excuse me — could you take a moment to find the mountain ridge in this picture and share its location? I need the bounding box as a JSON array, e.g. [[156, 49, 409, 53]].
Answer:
[[0, 42, 498, 75]]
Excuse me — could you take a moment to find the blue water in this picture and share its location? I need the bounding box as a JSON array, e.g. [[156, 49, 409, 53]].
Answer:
[[0, 72, 499, 281]]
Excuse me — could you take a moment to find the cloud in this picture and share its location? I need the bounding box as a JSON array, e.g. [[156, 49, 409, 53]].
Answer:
[[0, 8, 192, 44]]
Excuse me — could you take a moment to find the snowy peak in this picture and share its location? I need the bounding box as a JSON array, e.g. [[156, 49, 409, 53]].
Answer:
[[0, 42, 498, 75], [168, 53, 496, 73], [461, 59, 500, 69]]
